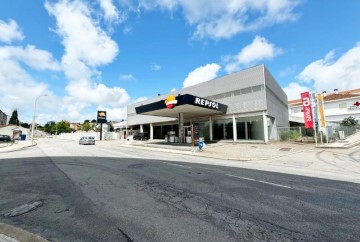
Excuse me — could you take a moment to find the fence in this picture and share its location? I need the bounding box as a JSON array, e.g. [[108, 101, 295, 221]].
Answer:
[[277, 125, 358, 143]]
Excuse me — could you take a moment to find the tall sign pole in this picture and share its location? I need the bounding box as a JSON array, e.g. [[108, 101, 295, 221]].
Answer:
[[311, 92, 318, 147], [97, 111, 107, 141], [317, 93, 327, 143]]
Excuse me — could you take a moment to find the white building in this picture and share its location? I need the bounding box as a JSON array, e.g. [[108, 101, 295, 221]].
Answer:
[[288, 88, 360, 125], [0, 125, 31, 140]]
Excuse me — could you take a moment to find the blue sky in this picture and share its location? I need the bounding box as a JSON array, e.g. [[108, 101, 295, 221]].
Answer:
[[1, 0, 360, 124]]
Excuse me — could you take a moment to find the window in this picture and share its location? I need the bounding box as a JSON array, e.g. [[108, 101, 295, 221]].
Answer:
[[339, 103, 347, 109]]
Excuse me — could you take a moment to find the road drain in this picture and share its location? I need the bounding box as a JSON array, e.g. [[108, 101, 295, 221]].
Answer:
[[2, 200, 43, 217]]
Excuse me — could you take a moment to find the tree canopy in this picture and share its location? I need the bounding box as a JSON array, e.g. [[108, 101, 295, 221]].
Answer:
[[341, 116, 358, 127], [9, 110, 19, 125]]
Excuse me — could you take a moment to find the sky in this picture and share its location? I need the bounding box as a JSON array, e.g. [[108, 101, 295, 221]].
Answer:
[[1, 0, 360, 124]]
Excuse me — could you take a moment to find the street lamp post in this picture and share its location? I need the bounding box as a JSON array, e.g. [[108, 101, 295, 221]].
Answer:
[[31, 94, 48, 145]]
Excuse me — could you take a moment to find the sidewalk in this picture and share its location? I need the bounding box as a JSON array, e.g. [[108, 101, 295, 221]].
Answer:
[[0, 141, 33, 152], [122, 140, 316, 161], [0, 223, 48, 242]]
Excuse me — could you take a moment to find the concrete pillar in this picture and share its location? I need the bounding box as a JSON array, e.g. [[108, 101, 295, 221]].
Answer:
[[209, 116, 213, 141], [178, 112, 184, 143], [263, 111, 269, 143], [245, 121, 248, 139], [150, 123, 153, 140], [140, 124, 143, 132], [232, 114, 237, 142]]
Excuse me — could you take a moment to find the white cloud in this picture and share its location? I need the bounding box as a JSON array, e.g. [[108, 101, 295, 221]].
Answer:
[[96, 105, 127, 121], [120, 74, 135, 81], [124, 0, 301, 40], [183, 63, 220, 88], [133, 96, 148, 104], [298, 43, 360, 93], [282, 82, 309, 101], [123, 26, 132, 35], [0, 45, 62, 122], [279, 65, 297, 77], [151, 63, 161, 71], [98, 0, 120, 22], [170, 88, 176, 92], [224, 36, 283, 73], [45, 0, 119, 67], [0, 45, 61, 71], [45, 0, 130, 114], [0, 19, 24, 43]]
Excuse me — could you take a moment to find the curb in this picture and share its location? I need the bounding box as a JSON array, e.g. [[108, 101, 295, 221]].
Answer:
[[117, 144, 317, 161], [0, 142, 36, 153], [0, 223, 48, 242]]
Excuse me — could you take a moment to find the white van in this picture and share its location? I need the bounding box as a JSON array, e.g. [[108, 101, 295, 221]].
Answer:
[[79, 136, 95, 145]]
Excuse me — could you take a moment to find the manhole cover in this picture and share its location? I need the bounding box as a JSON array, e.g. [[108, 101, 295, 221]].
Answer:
[[279, 147, 292, 151], [2, 200, 43, 217]]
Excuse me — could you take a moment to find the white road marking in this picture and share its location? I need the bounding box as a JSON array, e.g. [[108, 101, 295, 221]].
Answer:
[[226, 174, 292, 189], [162, 162, 192, 169]]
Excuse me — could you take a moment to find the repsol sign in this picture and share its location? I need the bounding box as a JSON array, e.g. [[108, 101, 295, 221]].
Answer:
[[194, 97, 219, 109]]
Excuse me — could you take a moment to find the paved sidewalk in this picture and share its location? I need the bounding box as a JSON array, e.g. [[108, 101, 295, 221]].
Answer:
[[0, 223, 48, 242], [118, 140, 317, 160], [0, 141, 33, 152]]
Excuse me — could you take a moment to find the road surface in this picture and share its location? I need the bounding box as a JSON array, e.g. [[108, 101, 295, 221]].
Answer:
[[0, 138, 359, 241]]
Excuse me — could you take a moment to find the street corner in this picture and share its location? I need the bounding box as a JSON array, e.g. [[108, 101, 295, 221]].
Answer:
[[0, 141, 34, 152], [0, 223, 48, 242]]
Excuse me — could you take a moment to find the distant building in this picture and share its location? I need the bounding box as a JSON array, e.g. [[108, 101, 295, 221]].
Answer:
[[0, 110, 7, 125], [288, 88, 360, 125], [69, 122, 82, 131], [0, 125, 30, 140]]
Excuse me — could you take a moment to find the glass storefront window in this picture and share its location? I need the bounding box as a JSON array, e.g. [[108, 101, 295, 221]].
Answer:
[[199, 121, 210, 140], [212, 119, 233, 140], [235, 116, 264, 140]]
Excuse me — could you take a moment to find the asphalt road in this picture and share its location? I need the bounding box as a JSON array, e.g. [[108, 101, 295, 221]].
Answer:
[[0, 139, 359, 241]]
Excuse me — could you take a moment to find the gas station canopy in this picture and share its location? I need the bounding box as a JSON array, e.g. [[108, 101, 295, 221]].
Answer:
[[135, 94, 228, 119]]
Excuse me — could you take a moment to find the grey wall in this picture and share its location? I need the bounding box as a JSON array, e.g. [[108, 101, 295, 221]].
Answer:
[[264, 67, 289, 127]]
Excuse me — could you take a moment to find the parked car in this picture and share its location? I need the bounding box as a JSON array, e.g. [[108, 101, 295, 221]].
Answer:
[[133, 132, 148, 141], [0, 135, 11, 142], [79, 136, 95, 145]]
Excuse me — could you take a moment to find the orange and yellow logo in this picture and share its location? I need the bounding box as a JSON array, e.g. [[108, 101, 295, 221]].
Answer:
[[164, 95, 178, 109]]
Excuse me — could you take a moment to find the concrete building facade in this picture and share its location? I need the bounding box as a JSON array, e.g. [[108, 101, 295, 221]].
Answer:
[[0, 110, 8, 126], [127, 65, 289, 143]]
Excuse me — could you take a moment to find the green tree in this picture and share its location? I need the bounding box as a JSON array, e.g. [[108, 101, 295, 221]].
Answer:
[[84, 120, 90, 123], [82, 121, 92, 132], [341, 116, 358, 127], [53, 121, 72, 134], [20, 123, 30, 129], [44, 122, 56, 134], [9, 110, 19, 125]]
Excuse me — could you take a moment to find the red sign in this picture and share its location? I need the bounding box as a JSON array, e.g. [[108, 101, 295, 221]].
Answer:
[[301, 92, 314, 128]]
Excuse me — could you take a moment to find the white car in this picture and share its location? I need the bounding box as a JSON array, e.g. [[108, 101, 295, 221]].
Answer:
[[79, 136, 95, 145]]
